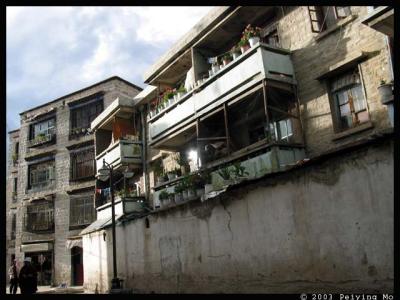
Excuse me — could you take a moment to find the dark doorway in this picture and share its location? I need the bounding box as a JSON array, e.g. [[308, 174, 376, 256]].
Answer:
[[71, 246, 84, 286]]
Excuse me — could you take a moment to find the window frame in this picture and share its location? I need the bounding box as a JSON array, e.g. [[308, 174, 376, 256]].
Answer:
[[328, 65, 370, 133], [69, 195, 96, 228], [69, 97, 103, 135], [70, 146, 95, 181], [27, 160, 55, 191], [25, 202, 54, 232]]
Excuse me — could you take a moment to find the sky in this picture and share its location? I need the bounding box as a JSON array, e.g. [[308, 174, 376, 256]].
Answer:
[[6, 6, 215, 134]]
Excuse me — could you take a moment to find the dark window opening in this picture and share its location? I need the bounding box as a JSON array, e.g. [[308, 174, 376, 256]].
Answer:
[[24, 202, 54, 232], [70, 196, 96, 228], [70, 147, 95, 181], [261, 24, 280, 48], [308, 6, 351, 33], [70, 98, 103, 137], [11, 213, 16, 240], [330, 68, 369, 131]]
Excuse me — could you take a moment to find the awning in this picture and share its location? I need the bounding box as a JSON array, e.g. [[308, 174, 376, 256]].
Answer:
[[80, 215, 124, 236], [21, 242, 53, 253], [66, 238, 82, 249]]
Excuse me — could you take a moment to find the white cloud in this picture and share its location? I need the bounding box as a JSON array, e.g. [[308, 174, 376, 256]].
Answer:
[[6, 6, 215, 132], [134, 6, 214, 45]]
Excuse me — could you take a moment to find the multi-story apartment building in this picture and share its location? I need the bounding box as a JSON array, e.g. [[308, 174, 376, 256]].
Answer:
[[6, 76, 142, 287], [81, 6, 394, 293]]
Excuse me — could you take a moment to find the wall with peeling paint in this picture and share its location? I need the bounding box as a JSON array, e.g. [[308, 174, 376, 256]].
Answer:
[[83, 140, 393, 293]]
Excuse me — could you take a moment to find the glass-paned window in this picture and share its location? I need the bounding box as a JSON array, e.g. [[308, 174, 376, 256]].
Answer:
[[331, 68, 369, 131], [25, 202, 54, 232], [30, 118, 55, 140], [28, 161, 55, 190], [70, 147, 95, 181], [70, 100, 103, 131], [70, 196, 95, 227]]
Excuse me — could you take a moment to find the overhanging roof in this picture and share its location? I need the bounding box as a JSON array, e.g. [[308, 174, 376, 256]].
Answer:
[[91, 96, 136, 131], [143, 7, 233, 84], [133, 85, 158, 106]]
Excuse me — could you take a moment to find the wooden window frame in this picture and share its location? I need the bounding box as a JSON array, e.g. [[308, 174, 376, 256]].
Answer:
[[328, 66, 370, 133], [69, 196, 96, 228], [308, 6, 326, 33], [70, 147, 95, 181], [25, 202, 54, 232], [28, 161, 55, 190], [70, 99, 103, 133]]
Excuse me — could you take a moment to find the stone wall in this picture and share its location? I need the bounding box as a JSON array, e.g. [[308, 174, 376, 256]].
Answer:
[[278, 6, 392, 157], [83, 139, 393, 293], [7, 77, 141, 286]]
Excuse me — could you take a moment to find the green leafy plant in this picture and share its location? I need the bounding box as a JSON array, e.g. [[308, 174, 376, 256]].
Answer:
[[153, 159, 164, 177], [218, 166, 232, 180], [222, 53, 232, 62], [163, 89, 175, 101], [174, 183, 184, 194], [231, 44, 240, 54], [200, 170, 212, 184], [232, 162, 249, 177], [12, 153, 18, 162], [177, 84, 187, 94], [243, 24, 261, 39], [175, 154, 189, 168], [159, 190, 170, 200], [238, 37, 249, 48]]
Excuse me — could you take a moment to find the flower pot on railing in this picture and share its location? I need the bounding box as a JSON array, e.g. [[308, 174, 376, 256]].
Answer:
[[249, 36, 260, 47], [174, 192, 184, 204], [182, 190, 189, 201], [188, 189, 196, 200], [167, 172, 177, 181], [232, 52, 241, 60], [196, 188, 204, 198], [378, 83, 393, 104]]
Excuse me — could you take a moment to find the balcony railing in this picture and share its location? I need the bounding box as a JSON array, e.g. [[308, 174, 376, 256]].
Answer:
[[27, 132, 56, 148], [153, 143, 305, 209], [95, 139, 142, 173], [148, 43, 296, 143]]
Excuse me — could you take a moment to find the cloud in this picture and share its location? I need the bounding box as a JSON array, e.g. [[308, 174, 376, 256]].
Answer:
[[6, 6, 214, 165]]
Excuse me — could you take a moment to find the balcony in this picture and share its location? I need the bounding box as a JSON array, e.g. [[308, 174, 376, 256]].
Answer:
[[27, 132, 56, 148], [96, 195, 146, 219], [153, 143, 305, 209], [96, 139, 142, 174], [361, 6, 394, 37], [148, 43, 296, 144], [91, 96, 143, 174]]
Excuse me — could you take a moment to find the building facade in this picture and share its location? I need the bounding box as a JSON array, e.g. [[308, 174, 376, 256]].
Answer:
[[81, 6, 394, 293], [6, 76, 142, 286]]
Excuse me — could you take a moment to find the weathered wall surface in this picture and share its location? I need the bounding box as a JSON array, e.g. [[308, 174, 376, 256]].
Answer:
[[84, 140, 393, 293], [7, 77, 141, 286], [278, 6, 393, 157]]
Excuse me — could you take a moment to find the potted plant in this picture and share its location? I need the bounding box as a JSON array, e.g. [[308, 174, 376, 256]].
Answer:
[[231, 45, 241, 60], [181, 176, 190, 201], [159, 190, 170, 208], [201, 170, 214, 195], [177, 84, 187, 99], [12, 153, 18, 163], [174, 183, 184, 204], [238, 37, 250, 54], [153, 160, 165, 185], [378, 79, 393, 104], [232, 162, 249, 183], [218, 165, 233, 186], [191, 173, 205, 198], [244, 24, 261, 47], [167, 169, 177, 181], [222, 53, 232, 66], [175, 154, 189, 175]]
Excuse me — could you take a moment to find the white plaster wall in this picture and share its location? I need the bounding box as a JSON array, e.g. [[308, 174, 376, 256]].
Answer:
[[84, 141, 393, 293]]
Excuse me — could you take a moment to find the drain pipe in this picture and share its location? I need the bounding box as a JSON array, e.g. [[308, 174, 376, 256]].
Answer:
[[140, 105, 150, 202]]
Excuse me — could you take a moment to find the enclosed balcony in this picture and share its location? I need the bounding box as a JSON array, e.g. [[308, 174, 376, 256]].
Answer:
[[148, 43, 296, 145], [91, 96, 143, 174]]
